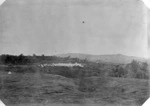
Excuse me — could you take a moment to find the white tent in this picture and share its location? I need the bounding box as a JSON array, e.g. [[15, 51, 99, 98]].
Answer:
[[8, 71, 12, 75]]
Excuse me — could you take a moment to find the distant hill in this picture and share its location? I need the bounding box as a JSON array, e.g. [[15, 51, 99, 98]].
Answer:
[[56, 53, 146, 64]]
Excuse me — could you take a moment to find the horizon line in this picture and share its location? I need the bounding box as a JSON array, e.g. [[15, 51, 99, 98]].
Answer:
[[0, 52, 148, 59]]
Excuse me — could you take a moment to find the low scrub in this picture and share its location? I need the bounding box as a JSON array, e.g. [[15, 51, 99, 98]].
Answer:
[[4, 66, 36, 73]]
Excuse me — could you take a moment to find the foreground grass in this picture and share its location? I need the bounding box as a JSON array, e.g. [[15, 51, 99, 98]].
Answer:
[[0, 66, 149, 106]]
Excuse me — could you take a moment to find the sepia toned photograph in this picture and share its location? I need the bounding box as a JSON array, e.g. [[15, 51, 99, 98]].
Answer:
[[0, 0, 150, 106]]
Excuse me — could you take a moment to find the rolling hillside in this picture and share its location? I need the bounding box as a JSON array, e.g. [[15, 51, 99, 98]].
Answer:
[[56, 53, 146, 64]]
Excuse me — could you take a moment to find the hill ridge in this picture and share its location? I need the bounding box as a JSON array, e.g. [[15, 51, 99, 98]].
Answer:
[[56, 53, 146, 64]]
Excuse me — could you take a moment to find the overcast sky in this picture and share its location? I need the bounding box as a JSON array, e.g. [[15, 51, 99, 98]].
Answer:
[[0, 0, 149, 58]]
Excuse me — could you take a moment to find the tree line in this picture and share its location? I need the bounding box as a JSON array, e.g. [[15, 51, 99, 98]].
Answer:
[[0, 54, 85, 65], [0, 54, 31, 65]]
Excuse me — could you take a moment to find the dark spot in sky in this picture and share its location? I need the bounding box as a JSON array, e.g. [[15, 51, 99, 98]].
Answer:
[[82, 21, 85, 23]]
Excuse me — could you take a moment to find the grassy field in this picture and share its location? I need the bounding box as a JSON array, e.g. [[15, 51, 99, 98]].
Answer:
[[0, 65, 149, 106]]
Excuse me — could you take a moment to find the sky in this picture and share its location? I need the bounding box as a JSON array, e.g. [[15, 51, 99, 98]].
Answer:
[[0, 0, 149, 58]]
